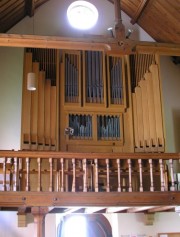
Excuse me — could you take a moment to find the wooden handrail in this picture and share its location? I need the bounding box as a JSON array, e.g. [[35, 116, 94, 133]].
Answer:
[[0, 150, 179, 159]]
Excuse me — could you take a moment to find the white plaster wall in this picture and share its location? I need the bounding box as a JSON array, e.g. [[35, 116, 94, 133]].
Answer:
[[0, 211, 34, 237], [160, 56, 180, 152], [0, 47, 23, 150], [105, 213, 180, 237], [0, 212, 180, 237], [0, 211, 55, 237]]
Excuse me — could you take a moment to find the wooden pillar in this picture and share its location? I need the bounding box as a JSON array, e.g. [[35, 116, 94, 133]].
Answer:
[[114, 0, 125, 39], [31, 207, 48, 237]]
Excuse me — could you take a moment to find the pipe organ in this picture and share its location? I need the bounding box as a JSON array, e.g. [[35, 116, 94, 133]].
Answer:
[[21, 48, 165, 153], [21, 48, 58, 150], [84, 51, 104, 104]]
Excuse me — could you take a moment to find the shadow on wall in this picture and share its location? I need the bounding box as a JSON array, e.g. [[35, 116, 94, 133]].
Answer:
[[173, 109, 180, 153]]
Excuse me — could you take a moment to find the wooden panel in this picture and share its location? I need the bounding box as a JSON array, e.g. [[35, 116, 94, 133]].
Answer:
[[150, 64, 164, 149], [67, 144, 113, 153], [21, 52, 32, 148], [137, 0, 180, 43], [121, 0, 141, 16], [44, 79, 51, 149], [139, 79, 150, 149], [122, 109, 134, 152], [50, 86, 56, 149], [37, 71, 45, 149], [134, 86, 144, 149], [30, 62, 39, 149], [132, 93, 139, 148], [145, 72, 157, 148]]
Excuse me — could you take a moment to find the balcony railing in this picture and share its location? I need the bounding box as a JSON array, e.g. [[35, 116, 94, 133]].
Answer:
[[0, 150, 179, 193]]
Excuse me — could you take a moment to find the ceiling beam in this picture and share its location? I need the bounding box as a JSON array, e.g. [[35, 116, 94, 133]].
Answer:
[[25, 0, 35, 17], [113, 0, 125, 39], [147, 206, 176, 213], [127, 206, 155, 213], [0, 34, 112, 51], [131, 0, 150, 25], [85, 207, 107, 213], [0, 191, 179, 207], [106, 207, 129, 213], [0, 33, 180, 55]]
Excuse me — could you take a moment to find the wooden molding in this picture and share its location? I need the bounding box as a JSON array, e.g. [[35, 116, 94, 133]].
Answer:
[[0, 191, 179, 208], [0, 34, 180, 56]]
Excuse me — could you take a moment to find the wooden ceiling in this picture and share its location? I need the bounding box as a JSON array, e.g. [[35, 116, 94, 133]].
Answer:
[[0, 0, 180, 44]]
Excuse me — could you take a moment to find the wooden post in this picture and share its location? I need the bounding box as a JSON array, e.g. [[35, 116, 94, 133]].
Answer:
[[2, 157, 7, 191], [117, 159, 121, 192], [149, 159, 154, 192], [72, 158, 76, 192], [114, 0, 125, 39], [26, 157, 30, 191], [106, 159, 110, 192], [138, 159, 143, 192], [31, 207, 48, 237], [94, 159, 99, 192], [37, 158, 42, 191], [60, 158, 64, 192], [49, 158, 53, 192], [128, 159, 132, 192], [83, 158, 87, 192]]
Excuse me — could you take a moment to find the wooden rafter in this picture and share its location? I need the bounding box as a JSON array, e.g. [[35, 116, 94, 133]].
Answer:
[[114, 0, 125, 39], [127, 206, 155, 213], [147, 206, 176, 213], [131, 0, 150, 24], [25, 0, 35, 17]]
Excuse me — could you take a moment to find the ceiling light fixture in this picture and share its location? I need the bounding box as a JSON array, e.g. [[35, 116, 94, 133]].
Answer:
[[67, 1, 98, 30]]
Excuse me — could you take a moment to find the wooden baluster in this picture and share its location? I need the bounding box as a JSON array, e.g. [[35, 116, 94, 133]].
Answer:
[[159, 159, 165, 191], [106, 159, 110, 192], [89, 160, 94, 191], [128, 159, 132, 192], [72, 158, 76, 192], [149, 159, 154, 191], [116, 159, 121, 192], [83, 159, 87, 192], [94, 159, 99, 192], [138, 159, 143, 192], [9, 158, 14, 191], [2, 158, 7, 191], [26, 157, 30, 191], [13, 157, 19, 191], [169, 159, 175, 191], [60, 158, 64, 192], [56, 171, 59, 192], [37, 158, 42, 191], [49, 158, 53, 192]]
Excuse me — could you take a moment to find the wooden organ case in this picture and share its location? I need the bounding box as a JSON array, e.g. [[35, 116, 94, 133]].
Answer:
[[21, 48, 165, 154], [20, 47, 166, 192]]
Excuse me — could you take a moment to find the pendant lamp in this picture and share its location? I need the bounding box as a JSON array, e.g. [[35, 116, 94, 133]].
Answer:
[[27, 72, 36, 91]]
